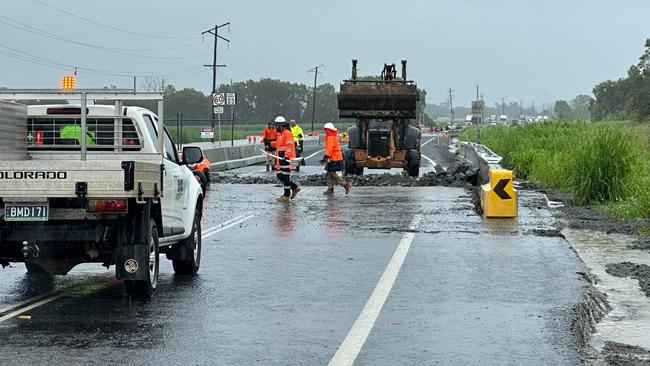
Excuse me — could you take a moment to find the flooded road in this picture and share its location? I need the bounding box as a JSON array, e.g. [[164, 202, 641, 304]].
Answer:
[[0, 181, 587, 364]]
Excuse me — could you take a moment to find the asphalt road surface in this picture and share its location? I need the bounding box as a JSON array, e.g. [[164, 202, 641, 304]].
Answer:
[[0, 178, 587, 365]]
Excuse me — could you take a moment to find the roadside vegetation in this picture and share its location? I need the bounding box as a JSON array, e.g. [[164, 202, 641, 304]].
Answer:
[[460, 122, 650, 219]]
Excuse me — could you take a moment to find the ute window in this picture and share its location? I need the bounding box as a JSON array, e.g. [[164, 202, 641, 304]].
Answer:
[[26, 116, 142, 151]]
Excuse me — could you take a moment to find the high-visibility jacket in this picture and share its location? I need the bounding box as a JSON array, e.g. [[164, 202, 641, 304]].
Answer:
[[291, 124, 304, 142], [260, 127, 277, 141], [324, 131, 343, 161], [60, 125, 96, 145], [272, 129, 296, 170]]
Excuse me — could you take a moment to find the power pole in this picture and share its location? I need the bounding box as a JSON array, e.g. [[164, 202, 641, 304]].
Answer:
[[202, 22, 230, 144], [230, 79, 235, 147], [532, 101, 536, 115], [480, 93, 485, 123], [502, 97, 506, 115], [308, 64, 324, 134], [448, 88, 454, 124], [520, 100, 523, 118]]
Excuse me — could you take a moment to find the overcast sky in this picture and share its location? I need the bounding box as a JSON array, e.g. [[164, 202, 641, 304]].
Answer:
[[1, 0, 648, 109]]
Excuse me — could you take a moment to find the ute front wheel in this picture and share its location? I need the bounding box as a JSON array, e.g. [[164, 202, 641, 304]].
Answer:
[[172, 213, 201, 275]]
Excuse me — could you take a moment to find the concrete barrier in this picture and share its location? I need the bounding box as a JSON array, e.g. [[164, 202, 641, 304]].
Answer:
[[201, 143, 265, 171], [459, 142, 517, 218], [458, 142, 503, 185]]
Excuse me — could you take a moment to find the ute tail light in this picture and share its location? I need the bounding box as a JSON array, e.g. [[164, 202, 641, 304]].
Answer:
[[87, 199, 127, 213]]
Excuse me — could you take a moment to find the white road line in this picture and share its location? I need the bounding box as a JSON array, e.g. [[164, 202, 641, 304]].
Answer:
[[304, 149, 325, 160], [329, 214, 423, 366], [0, 293, 65, 323], [302, 187, 315, 194], [0, 290, 60, 316], [0, 213, 258, 322], [420, 136, 439, 147], [203, 214, 256, 239], [421, 153, 437, 168]]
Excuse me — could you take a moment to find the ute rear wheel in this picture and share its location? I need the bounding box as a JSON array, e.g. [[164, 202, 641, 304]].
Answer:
[[124, 219, 159, 298], [172, 213, 201, 275]]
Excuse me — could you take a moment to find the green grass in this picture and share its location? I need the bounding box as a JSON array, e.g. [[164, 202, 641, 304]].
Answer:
[[460, 121, 650, 219]]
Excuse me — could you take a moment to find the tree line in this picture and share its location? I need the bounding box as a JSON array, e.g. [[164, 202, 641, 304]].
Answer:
[[590, 38, 650, 121], [153, 78, 428, 126]]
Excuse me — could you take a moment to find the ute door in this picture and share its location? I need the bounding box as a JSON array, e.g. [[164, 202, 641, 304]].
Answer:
[[143, 114, 185, 236]]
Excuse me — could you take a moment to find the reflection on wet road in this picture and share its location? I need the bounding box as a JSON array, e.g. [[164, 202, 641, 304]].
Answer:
[[0, 184, 586, 365]]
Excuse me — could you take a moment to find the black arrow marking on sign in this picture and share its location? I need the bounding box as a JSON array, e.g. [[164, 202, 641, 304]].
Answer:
[[493, 178, 512, 200]]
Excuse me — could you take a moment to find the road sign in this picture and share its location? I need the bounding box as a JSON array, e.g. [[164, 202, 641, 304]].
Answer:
[[493, 178, 512, 200], [226, 92, 237, 106], [480, 169, 517, 218], [471, 100, 484, 114], [212, 92, 225, 106], [213, 106, 224, 114], [201, 127, 214, 139]]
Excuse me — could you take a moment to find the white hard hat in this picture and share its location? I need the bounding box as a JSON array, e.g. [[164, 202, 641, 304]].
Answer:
[[273, 116, 287, 124], [323, 122, 337, 131]]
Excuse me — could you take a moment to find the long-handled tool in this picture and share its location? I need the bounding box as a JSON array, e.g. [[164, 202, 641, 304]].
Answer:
[[259, 149, 303, 165]]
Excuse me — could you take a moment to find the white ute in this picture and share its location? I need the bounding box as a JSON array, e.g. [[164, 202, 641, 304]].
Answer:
[[0, 90, 205, 297]]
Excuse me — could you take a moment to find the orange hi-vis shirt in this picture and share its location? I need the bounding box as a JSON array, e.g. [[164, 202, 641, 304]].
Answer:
[[261, 127, 277, 141], [272, 129, 296, 170], [324, 131, 343, 161]]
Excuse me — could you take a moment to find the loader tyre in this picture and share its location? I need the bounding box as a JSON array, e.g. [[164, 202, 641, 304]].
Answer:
[[407, 149, 420, 177], [344, 150, 363, 176], [172, 212, 201, 275], [125, 219, 159, 298]]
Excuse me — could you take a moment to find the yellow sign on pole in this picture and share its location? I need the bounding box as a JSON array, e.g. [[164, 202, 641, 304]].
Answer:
[[481, 169, 517, 218]]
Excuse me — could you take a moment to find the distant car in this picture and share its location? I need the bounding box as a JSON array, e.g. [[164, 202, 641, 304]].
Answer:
[[490, 122, 497, 126], [511, 119, 520, 126]]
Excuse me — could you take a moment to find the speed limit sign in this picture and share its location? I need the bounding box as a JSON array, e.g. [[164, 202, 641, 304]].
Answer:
[[212, 92, 225, 106]]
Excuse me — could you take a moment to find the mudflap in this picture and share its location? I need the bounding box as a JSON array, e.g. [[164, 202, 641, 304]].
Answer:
[[115, 200, 151, 281]]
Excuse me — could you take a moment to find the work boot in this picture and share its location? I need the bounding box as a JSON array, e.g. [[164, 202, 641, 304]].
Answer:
[[290, 186, 301, 199], [344, 182, 351, 195], [276, 195, 290, 203], [323, 188, 334, 196]]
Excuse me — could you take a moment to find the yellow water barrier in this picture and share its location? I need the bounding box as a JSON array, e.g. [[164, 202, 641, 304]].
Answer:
[[480, 169, 517, 218]]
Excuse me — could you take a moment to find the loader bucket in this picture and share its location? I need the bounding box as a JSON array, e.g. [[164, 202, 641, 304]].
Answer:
[[337, 82, 418, 119]]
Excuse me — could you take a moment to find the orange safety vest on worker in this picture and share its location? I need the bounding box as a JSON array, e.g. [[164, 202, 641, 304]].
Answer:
[[272, 128, 296, 170], [324, 129, 343, 161], [261, 127, 277, 141]]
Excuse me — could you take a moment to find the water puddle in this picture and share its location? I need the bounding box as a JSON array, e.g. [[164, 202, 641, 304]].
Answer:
[[562, 228, 650, 351]]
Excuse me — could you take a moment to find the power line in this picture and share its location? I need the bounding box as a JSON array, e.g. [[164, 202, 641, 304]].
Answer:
[[0, 15, 208, 59], [32, 0, 197, 40], [0, 43, 202, 78]]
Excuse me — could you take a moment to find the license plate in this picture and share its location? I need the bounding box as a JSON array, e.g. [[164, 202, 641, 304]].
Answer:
[[4, 204, 49, 222]]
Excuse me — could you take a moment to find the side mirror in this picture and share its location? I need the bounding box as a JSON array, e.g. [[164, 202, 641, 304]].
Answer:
[[182, 146, 204, 165]]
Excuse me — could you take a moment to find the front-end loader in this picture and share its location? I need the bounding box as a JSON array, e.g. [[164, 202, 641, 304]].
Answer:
[[338, 59, 421, 177]]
